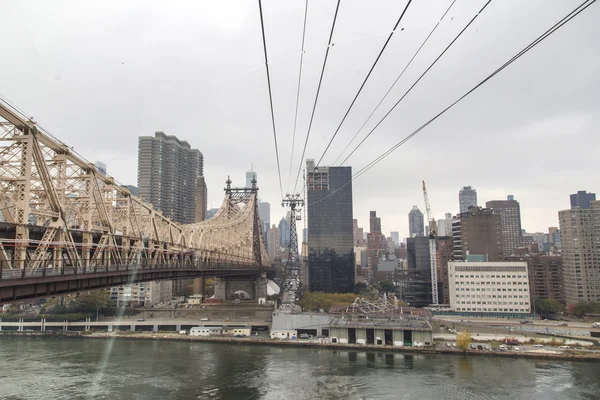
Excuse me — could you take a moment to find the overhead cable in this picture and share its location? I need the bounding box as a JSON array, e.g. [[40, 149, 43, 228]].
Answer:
[[313, 0, 414, 169], [258, 0, 284, 198], [307, 0, 596, 206], [292, 0, 342, 193], [340, 0, 492, 165], [332, 0, 458, 165], [287, 0, 310, 194]]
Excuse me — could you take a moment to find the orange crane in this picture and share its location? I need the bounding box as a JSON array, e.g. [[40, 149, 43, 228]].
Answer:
[[422, 180, 439, 305]]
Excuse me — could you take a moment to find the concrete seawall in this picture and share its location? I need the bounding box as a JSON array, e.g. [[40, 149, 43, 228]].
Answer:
[[48, 332, 600, 362]]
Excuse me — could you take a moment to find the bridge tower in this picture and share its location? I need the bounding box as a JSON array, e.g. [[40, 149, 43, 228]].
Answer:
[[281, 194, 304, 294]]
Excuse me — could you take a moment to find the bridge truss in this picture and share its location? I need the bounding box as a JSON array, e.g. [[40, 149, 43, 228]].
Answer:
[[0, 100, 270, 281]]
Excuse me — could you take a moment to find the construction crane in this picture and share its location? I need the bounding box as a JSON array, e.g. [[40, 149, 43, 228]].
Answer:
[[422, 180, 439, 305]]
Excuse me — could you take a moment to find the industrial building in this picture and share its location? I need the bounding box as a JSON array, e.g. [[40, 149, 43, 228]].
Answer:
[[269, 297, 433, 347]]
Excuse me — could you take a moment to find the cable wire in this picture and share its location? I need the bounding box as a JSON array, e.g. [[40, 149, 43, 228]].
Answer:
[[332, 0, 458, 165], [258, 0, 284, 199], [307, 0, 596, 207], [292, 0, 342, 193], [314, 0, 414, 169], [340, 0, 492, 166], [287, 0, 310, 195]]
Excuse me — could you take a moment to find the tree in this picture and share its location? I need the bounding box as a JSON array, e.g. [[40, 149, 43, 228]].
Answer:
[[67, 290, 114, 314], [353, 282, 367, 294], [455, 330, 472, 352], [379, 281, 396, 295], [534, 298, 564, 316]]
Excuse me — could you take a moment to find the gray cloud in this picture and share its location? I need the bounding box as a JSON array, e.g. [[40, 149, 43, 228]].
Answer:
[[2, 0, 598, 237]]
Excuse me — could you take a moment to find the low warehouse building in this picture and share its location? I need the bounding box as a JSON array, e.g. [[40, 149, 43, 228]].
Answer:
[[328, 318, 432, 347]]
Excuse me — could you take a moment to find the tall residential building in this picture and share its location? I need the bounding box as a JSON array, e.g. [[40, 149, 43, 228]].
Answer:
[[486, 195, 524, 257], [525, 255, 564, 303], [307, 159, 354, 293], [279, 216, 290, 248], [390, 231, 400, 247], [408, 206, 424, 238], [437, 213, 453, 237], [138, 131, 202, 224], [459, 186, 478, 213], [369, 211, 381, 233], [452, 207, 503, 261], [559, 199, 600, 304], [267, 224, 281, 261], [448, 261, 531, 314], [353, 219, 365, 246], [570, 190, 596, 209], [195, 176, 207, 223], [109, 281, 173, 307], [94, 161, 107, 176], [246, 171, 257, 188], [436, 236, 454, 304]]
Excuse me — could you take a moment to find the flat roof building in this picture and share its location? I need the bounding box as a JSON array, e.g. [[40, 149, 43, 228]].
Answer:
[[448, 261, 531, 315]]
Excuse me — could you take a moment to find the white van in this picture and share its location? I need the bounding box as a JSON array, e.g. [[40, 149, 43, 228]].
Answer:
[[592, 322, 600, 328]]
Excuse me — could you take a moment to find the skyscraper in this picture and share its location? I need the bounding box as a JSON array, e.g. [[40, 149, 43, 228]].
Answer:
[[390, 231, 400, 247], [267, 224, 281, 261], [486, 195, 524, 257], [559, 199, 600, 304], [307, 159, 354, 293], [258, 201, 271, 245], [408, 206, 424, 238], [138, 131, 202, 224], [369, 211, 381, 233], [570, 190, 596, 209], [459, 186, 478, 213], [279, 216, 290, 248], [452, 206, 503, 261], [437, 212, 453, 237], [367, 211, 386, 273], [246, 171, 257, 188], [195, 176, 207, 222]]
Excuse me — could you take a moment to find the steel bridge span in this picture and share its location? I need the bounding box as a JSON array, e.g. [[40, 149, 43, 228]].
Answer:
[[0, 99, 272, 302]]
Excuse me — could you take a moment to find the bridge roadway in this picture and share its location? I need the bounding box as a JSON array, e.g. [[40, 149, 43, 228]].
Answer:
[[0, 263, 274, 303], [0, 318, 272, 332]]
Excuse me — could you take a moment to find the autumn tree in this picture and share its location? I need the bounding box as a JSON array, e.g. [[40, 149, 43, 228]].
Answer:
[[455, 330, 472, 352]]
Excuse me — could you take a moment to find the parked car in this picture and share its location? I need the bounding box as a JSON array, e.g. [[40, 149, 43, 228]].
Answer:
[[200, 317, 209, 321], [446, 342, 452, 347], [499, 345, 507, 351], [179, 330, 187, 335], [520, 320, 532, 324], [558, 322, 568, 326], [224, 318, 232, 322], [513, 346, 520, 351], [136, 318, 145, 322], [251, 331, 259, 336]]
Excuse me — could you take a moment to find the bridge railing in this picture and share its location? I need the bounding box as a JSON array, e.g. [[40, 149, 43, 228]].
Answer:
[[0, 259, 266, 281]]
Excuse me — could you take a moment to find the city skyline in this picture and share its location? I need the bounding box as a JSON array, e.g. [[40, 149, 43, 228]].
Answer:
[[1, 1, 597, 237]]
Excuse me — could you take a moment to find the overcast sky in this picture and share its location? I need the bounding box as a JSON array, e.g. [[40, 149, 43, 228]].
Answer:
[[2, 0, 598, 239]]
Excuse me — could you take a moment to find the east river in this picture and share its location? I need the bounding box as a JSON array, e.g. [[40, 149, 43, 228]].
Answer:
[[1, 337, 599, 399]]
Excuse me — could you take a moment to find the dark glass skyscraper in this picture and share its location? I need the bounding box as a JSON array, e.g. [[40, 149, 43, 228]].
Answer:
[[307, 159, 354, 293], [570, 190, 596, 209]]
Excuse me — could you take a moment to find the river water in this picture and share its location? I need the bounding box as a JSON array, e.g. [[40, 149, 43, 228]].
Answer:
[[1, 337, 599, 399]]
